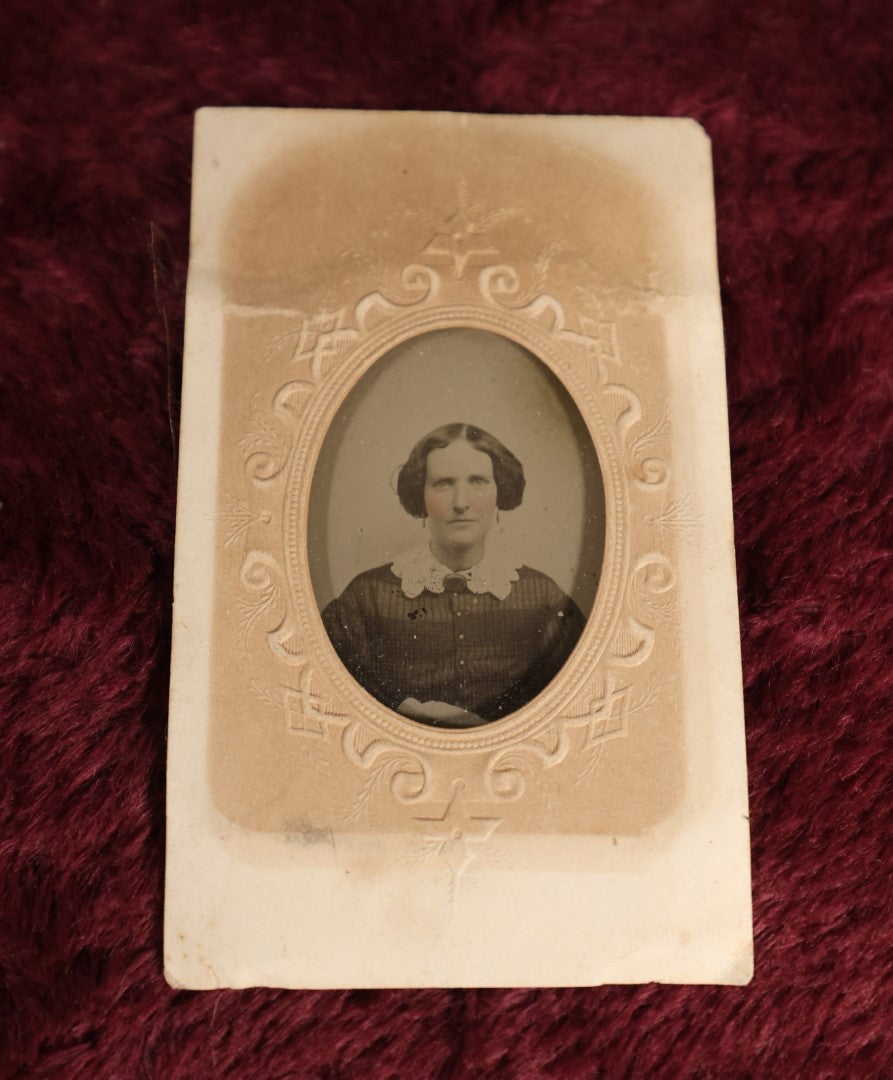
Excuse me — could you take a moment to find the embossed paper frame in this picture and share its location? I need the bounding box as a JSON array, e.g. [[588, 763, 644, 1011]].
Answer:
[[165, 109, 752, 989]]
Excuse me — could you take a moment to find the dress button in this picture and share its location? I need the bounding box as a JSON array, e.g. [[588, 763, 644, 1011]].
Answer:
[[459, 659, 465, 666], [458, 633, 464, 640]]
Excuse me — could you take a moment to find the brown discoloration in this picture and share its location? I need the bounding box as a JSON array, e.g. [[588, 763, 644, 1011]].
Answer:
[[219, 117, 685, 311], [283, 817, 335, 848], [205, 113, 688, 841]]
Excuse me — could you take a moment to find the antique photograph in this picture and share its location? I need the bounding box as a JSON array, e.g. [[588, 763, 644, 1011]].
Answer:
[[308, 327, 605, 729], [164, 109, 752, 990]]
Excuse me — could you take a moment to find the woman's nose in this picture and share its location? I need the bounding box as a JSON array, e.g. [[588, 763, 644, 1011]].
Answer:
[[453, 485, 469, 510]]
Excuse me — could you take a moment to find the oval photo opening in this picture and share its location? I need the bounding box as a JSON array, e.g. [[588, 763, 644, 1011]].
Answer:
[[308, 328, 605, 730]]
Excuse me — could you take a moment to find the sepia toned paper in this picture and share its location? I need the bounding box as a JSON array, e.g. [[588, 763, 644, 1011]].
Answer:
[[164, 108, 753, 988]]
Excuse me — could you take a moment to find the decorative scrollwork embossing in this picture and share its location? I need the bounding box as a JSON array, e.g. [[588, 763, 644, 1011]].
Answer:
[[634, 551, 675, 594], [478, 242, 569, 310], [604, 386, 669, 490], [484, 725, 569, 801], [609, 552, 675, 667], [628, 403, 670, 489], [237, 551, 283, 648], [239, 402, 290, 483], [479, 266, 569, 337], [354, 264, 442, 331], [228, 186, 675, 864], [479, 261, 667, 499], [342, 721, 431, 817], [237, 551, 306, 664]]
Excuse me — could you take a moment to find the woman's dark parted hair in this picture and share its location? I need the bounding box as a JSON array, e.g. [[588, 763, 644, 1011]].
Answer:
[[397, 423, 526, 518]]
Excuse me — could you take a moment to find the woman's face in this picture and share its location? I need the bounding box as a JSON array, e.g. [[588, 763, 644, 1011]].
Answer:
[[424, 440, 497, 558]]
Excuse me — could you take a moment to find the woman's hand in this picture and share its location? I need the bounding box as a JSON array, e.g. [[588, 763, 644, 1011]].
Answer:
[[397, 698, 482, 727]]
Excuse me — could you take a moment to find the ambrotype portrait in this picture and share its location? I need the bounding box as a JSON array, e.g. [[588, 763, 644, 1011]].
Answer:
[[309, 327, 605, 729]]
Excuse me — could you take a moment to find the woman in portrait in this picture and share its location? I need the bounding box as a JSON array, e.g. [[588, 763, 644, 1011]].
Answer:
[[321, 422, 586, 728]]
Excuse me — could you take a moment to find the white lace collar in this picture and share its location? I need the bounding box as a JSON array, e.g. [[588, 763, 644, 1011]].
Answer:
[[390, 541, 522, 601]]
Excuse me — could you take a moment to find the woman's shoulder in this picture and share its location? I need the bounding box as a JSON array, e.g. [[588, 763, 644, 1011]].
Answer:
[[322, 565, 405, 625], [513, 566, 580, 609], [336, 561, 399, 587], [332, 561, 406, 604], [515, 564, 564, 591], [351, 562, 398, 583]]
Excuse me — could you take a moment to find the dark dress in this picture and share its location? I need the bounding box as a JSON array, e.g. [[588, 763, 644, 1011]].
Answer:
[[321, 563, 585, 726]]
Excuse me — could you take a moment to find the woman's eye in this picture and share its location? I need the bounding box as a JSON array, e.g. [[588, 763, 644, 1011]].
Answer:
[[471, 476, 489, 485]]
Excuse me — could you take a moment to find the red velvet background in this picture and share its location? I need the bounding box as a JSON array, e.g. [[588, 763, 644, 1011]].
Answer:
[[1, 1, 891, 1076]]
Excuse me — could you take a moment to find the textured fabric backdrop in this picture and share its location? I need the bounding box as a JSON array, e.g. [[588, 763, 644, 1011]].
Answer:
[[1, 1, 891, 1076]]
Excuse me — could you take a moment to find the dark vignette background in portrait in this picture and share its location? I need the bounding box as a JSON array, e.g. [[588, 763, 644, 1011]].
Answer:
[[309, 328, 605, 613], [308, 327, 603, 728], [1, 1, 890, 1077]]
